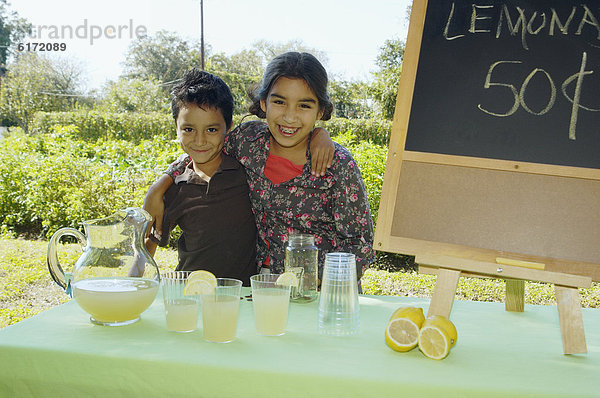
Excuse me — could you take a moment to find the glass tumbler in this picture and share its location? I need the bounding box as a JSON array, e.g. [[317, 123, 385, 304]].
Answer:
[[284, 233, 318, 303]]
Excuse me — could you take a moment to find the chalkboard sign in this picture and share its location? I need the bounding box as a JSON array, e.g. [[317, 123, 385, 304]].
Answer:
[[406, 0, 600, 169], [374, 0, 600, 282]]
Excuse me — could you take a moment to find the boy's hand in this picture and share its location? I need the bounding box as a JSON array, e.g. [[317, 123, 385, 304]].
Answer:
[[310, 127, 334, 177]]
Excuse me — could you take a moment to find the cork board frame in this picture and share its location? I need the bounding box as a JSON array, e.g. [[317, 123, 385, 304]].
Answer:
[[374, 0, 600, 281]]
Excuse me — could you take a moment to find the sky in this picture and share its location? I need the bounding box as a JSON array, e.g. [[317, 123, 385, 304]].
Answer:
[[11, 0, 412, 91]]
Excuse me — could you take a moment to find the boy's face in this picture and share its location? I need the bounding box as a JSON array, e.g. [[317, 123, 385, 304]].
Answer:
[[176, 103, 228, 176]]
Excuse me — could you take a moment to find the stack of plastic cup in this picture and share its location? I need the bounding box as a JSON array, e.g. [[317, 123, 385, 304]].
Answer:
[[318, 252, 360, 336]]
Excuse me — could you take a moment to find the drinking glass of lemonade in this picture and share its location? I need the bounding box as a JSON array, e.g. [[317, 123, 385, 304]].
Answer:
[[200, 278, 243, 343], [162, 271, 200, 333], [250, 274, 292, 336]]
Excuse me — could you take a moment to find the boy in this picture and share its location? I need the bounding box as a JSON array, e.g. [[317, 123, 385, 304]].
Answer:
[[144, 68, 257, 285]]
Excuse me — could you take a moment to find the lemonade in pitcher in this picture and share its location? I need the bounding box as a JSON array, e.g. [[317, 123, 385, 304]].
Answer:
[[47, 208, 161, 326], [72, 277, 159, 325]]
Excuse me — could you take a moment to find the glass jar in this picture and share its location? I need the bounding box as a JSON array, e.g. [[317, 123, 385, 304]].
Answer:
[[284, 234, 318, 303]]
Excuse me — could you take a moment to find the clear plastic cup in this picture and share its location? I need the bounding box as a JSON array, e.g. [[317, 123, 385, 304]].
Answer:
[[318, 253, 360, 336], [250, 274, 292, 336], [162, 271, 200, 333], [200, 278, 243, 343]]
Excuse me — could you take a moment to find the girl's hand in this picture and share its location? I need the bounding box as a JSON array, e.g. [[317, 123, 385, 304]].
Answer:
[[142, 174, 172, 238], [310, 127, 334, 176]]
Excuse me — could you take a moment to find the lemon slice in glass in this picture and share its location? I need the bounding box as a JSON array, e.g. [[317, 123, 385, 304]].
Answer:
[[275, 272, 299, 287], [385, 318, 421, 352], [187, 270, 217, 287], [418, 324, 451, 360], [184, 279, 214, 296]]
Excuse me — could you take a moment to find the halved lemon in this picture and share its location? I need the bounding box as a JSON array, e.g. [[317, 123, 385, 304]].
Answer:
[[425, 315, 457, 347], [418, 324, 451, 360], [385, 317, 421, 352], [184, 279, 214, 296], [275, 272, 299, 287], [187, 270, 217, 286]]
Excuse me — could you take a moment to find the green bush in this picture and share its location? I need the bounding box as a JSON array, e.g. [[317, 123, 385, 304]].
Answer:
[[0, 126, 180, 237], [333, 132, 387, 225], [31, 111, 392, 146], [320, 117, 392, 146], [32, 111, 175, 142], [2, 115, 389, 239]]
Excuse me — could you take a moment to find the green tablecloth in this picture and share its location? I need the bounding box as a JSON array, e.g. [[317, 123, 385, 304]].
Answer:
[[0, 290, 599, 397]]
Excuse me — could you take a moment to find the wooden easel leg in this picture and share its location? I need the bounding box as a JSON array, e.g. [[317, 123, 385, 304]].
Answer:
[[505, 279, 525, 312], [554, 285, 587, 355], [427, 268, 461, 318]]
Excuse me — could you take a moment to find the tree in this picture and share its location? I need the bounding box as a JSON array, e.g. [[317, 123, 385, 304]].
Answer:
[[207, 40, 328, 115], [328, 79, 372, 119], [0, 52, 83, 132], [252, 39, 328, 67], [208, 49, 263, 115], [123, 30, 204, 93], [370, 38, 405, 120], [0, 0, 31, 75], [99, 77, 168, 113]]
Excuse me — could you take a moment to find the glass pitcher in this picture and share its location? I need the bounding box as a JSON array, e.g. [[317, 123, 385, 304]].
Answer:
[[47, 207, 160, 326]]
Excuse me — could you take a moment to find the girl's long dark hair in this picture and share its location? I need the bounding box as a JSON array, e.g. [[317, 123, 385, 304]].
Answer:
[[248, 52, 333, 121]]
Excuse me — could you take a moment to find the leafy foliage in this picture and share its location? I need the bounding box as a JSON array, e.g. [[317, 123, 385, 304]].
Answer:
[[208, 50, 263, 115], [0, 0, 32, 75], [1, 119, 388, 239], [369, 38, 405, 120], [99, 77, 169, 113], [32, 110, 175, 142], [0, 53, 83, 132], [361, 269, 600, 308], [321, 117, 392, 147], [123, 30, 204, 93], [0, 126, 179, 237], [333, 132, 387, 224], [32, 111, 392, 146], [328, 79, 373, 119]]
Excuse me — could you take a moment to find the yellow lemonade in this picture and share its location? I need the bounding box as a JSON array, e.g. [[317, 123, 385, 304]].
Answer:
[[164, 298, 200, 332], [201, 295, 240, 342], [72, 277, 158, 325], [252, 288, 290, 336]]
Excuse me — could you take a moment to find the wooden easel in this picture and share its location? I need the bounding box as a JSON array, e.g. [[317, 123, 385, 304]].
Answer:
[[416, 254, 592, 355]]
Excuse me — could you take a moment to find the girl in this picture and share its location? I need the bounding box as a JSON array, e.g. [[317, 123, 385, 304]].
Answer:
[[146, 52, 375, 279]]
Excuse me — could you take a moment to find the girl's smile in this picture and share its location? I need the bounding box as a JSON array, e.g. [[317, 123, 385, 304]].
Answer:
[[278, 125, 300, 137]]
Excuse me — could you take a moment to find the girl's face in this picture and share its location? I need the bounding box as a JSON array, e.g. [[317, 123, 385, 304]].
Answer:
[[260, 77, 324, 157]]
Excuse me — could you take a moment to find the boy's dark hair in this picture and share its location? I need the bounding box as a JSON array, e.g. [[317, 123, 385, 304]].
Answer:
[[248, 52, 333, 121], [171, 68, 234, 130]]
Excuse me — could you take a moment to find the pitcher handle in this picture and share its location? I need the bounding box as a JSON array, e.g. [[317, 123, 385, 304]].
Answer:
[[47, 227, 87, 296]]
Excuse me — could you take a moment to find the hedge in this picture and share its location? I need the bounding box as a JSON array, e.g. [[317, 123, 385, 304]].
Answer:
[[31, 111, 392, 146], [1, 125, 388, 239]]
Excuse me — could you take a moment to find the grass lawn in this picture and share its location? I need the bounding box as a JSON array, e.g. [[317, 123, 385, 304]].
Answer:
[[1, 236, 599, 329]]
